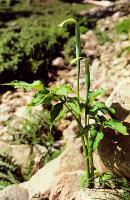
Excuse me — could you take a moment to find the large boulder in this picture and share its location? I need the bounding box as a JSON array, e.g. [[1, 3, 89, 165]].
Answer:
[[29, 170, 84, 200], [0, 135, 84, 200], [23, 139, 85, 199], [94, 81, 130, 178], [5, 122, 84, 200]]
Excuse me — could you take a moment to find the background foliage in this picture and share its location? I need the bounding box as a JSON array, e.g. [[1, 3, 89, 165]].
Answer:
[[0, 0, 93, 88]]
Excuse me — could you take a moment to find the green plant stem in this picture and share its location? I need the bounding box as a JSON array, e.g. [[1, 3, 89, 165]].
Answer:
[[84, 58, 91, 187], [84, 58, 90, 147], [75, 23, 81, 99], [84, 59, 90, 101], [81, 136, 90, 188], [84, 112, 90, 187], [90, 151, 94, 187], [75, 24, 91, 187]]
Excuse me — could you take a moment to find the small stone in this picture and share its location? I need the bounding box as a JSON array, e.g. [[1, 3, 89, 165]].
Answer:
[[52, 57, 65, 68]]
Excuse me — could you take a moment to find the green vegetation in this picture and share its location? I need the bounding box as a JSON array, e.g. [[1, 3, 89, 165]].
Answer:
[[115, 18, 130, 35], [0, 0, 93, 85], [95, 30, 111, 45], [8, 108, 62, 162], [0, 152, 24, 190], [8, 109, 52, 145], [96, 173, 130, 200], [0, 26, 68, 83], [0, 108, 62, 188], [4, 18, 129, 188]]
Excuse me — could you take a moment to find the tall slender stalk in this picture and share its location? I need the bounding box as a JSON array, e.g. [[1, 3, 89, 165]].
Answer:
[[75, 23, 81, 98], [58, 18, 92, 188], [75, 24, 90, 187], [84, 59, 94, 187], [84, 59, 91, 187]]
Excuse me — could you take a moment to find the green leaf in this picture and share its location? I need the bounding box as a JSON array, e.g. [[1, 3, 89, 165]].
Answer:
[[43, 93, 60, 104], [51, 102, 64, 124], [93, 131, 104, 151], [89, 88, 106, 103], [2, 80, 44, 91], [91, 102, 115, 116], [103, 119, 129, 135], [29, 89, 49, 106], [70, 57, 84, 65], [58, 18, 77, 28], [55, 85, 73, 98], [67, 97, 80, 115], [88, 126, 103, 152]]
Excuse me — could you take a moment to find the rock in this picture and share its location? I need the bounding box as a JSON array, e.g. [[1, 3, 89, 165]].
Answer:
[[106, 81, 130, 123], [15, 126, 85, 200], [62, 120, 79, 146], [76, 188, 122, 200], [0, 142, 47, 175], [83, 30, 99, 57], [11, 144, 32, 168], [52, 57, 65, 68], [0, 185, 29, 200], [0, 143, 32, 168], [29, 171, 84, 200], [22, 140, 85, 198], [95, 81, 130, 178], [83, 0, 112, 7], [47, 170, 83, 200]]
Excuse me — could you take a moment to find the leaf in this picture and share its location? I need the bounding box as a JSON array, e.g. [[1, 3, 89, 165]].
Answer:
[[88, 126, 103, 152], [55, 85, 73, 98], [58, 18, 77, 28], [70, 57, 84, 65], [89, 88, 106, 103], [67, 97, 80, 115], [29, 89, 49, 106], [91, 102, 115, 116], [50, 102, 64, 124], [93, 131, 104, 151], [103, 119, 129, 135], [101, 173, 112, 182], [2, 80, 44, 91], [43, 93, 60, 104]]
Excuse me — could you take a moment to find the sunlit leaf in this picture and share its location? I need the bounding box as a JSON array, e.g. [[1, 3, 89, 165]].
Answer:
[[91, 102, 115, 116], [70, 57, 84, 65], [89, 88, 106, 103], [58, 18, 77, 28], [29, 89, 49, 106], [103, 119, 129, 135], [55, 85, 73, 98], [2, 80, 44, 91], [93, 131, 104, 151], [67, 97, 80, 115]]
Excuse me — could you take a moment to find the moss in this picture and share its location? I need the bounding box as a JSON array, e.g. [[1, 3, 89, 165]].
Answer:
[[115, 18, 130, 35]]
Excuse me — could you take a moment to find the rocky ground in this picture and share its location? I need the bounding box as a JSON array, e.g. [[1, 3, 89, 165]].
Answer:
[[0, 0, 130, 199]]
